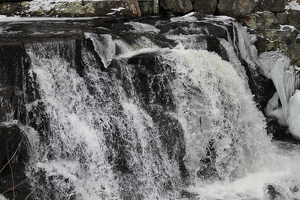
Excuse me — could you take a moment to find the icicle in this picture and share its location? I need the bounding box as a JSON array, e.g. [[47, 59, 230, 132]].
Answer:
[[84, 33, 116, 68]]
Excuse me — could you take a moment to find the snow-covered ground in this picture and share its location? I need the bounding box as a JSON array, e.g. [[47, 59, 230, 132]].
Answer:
[[285, 0, 300, 10], [0, 15, 93, 22], [25, 0, 104, 12]]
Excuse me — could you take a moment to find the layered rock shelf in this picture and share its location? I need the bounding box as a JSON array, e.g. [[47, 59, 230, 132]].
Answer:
[[0, 0, 299, 66]]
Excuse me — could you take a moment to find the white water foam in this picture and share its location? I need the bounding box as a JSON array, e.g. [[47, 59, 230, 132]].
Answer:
[[163, 48, 270, 182], [25, 41, 120, 199]]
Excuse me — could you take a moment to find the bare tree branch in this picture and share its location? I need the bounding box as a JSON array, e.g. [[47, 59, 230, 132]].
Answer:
[[0, 134, 24, 174], [6, 146, 16, 200], [24, 182, 40, 200]]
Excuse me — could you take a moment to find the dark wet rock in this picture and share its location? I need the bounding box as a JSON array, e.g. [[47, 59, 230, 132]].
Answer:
[[266, 185, 282, 200], [290, 185, 300, 193], [197, 158, 218, 180], [180, 190, 198, 199], [128, 53, 188, 179], [0, 85, 17, 122], [193, 0, 217, 15], [197, 139, 218, 180], [265, 118, 300, 143], [128, 53, 175, 108], [0, 43, 31, 124], [0, 124, 32, 200], [156, 21, 229, 40], [217, 0, 257, 17], [253, 76, 277, 111], [207, 36, 230, 61], [160, 0, 193, 14], [244, 11, 280, 31], [0, 43, 28, 87]]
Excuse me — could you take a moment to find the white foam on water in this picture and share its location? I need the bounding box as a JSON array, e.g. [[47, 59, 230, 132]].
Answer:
[[184, 140, 300, 200], [158, 48, 271, 184], [25, 41, 120, 199]]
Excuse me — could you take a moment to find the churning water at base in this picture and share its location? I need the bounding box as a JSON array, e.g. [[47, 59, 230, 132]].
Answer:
[[2, 16, 300, 200]]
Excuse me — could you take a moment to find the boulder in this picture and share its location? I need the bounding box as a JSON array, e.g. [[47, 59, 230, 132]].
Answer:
[[285, 38, 300, 66], [276, 12, 288, 24], [258, 0, 286, 12], [160, 0, 193, 14], [244, 11, 280, 31], [254, 26, 300, 66], [263, 26, 299, 45], [217, 0, 257, 17], [288, 9, 300, 30], [193, 0, 217, 15]]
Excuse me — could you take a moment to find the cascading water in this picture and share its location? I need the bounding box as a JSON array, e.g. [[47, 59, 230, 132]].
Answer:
[[1, 15, 300, 200]]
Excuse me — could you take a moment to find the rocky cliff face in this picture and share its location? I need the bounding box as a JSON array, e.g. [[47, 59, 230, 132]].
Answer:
[[0, 43, 33, 200]]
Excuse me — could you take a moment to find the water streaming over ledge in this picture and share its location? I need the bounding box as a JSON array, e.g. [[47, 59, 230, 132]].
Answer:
[[1, 16, 300, 200]]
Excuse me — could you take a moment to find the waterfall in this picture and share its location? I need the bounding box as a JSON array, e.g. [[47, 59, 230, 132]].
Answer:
[[23, 32, 270, 199], [25, 40, 120, 199], [1, 15, 300, 200]]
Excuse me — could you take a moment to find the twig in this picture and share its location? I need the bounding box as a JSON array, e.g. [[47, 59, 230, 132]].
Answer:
[[2, 177, 30, 194], [24, 182, 40, 200], [6, 147, 16, 200], [0, 134, 24, 174]]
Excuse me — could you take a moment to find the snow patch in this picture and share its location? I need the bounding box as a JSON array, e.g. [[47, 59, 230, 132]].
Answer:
[[265, 92, 286, 125], [0, 194, 8, 200], [23, 0, 106, 13], [0, 16, 93, 22], [107, 7, 125, 15], [285, 0, 300, 10], [280, 25, 297, 31], [288, 90, 300, 138]]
